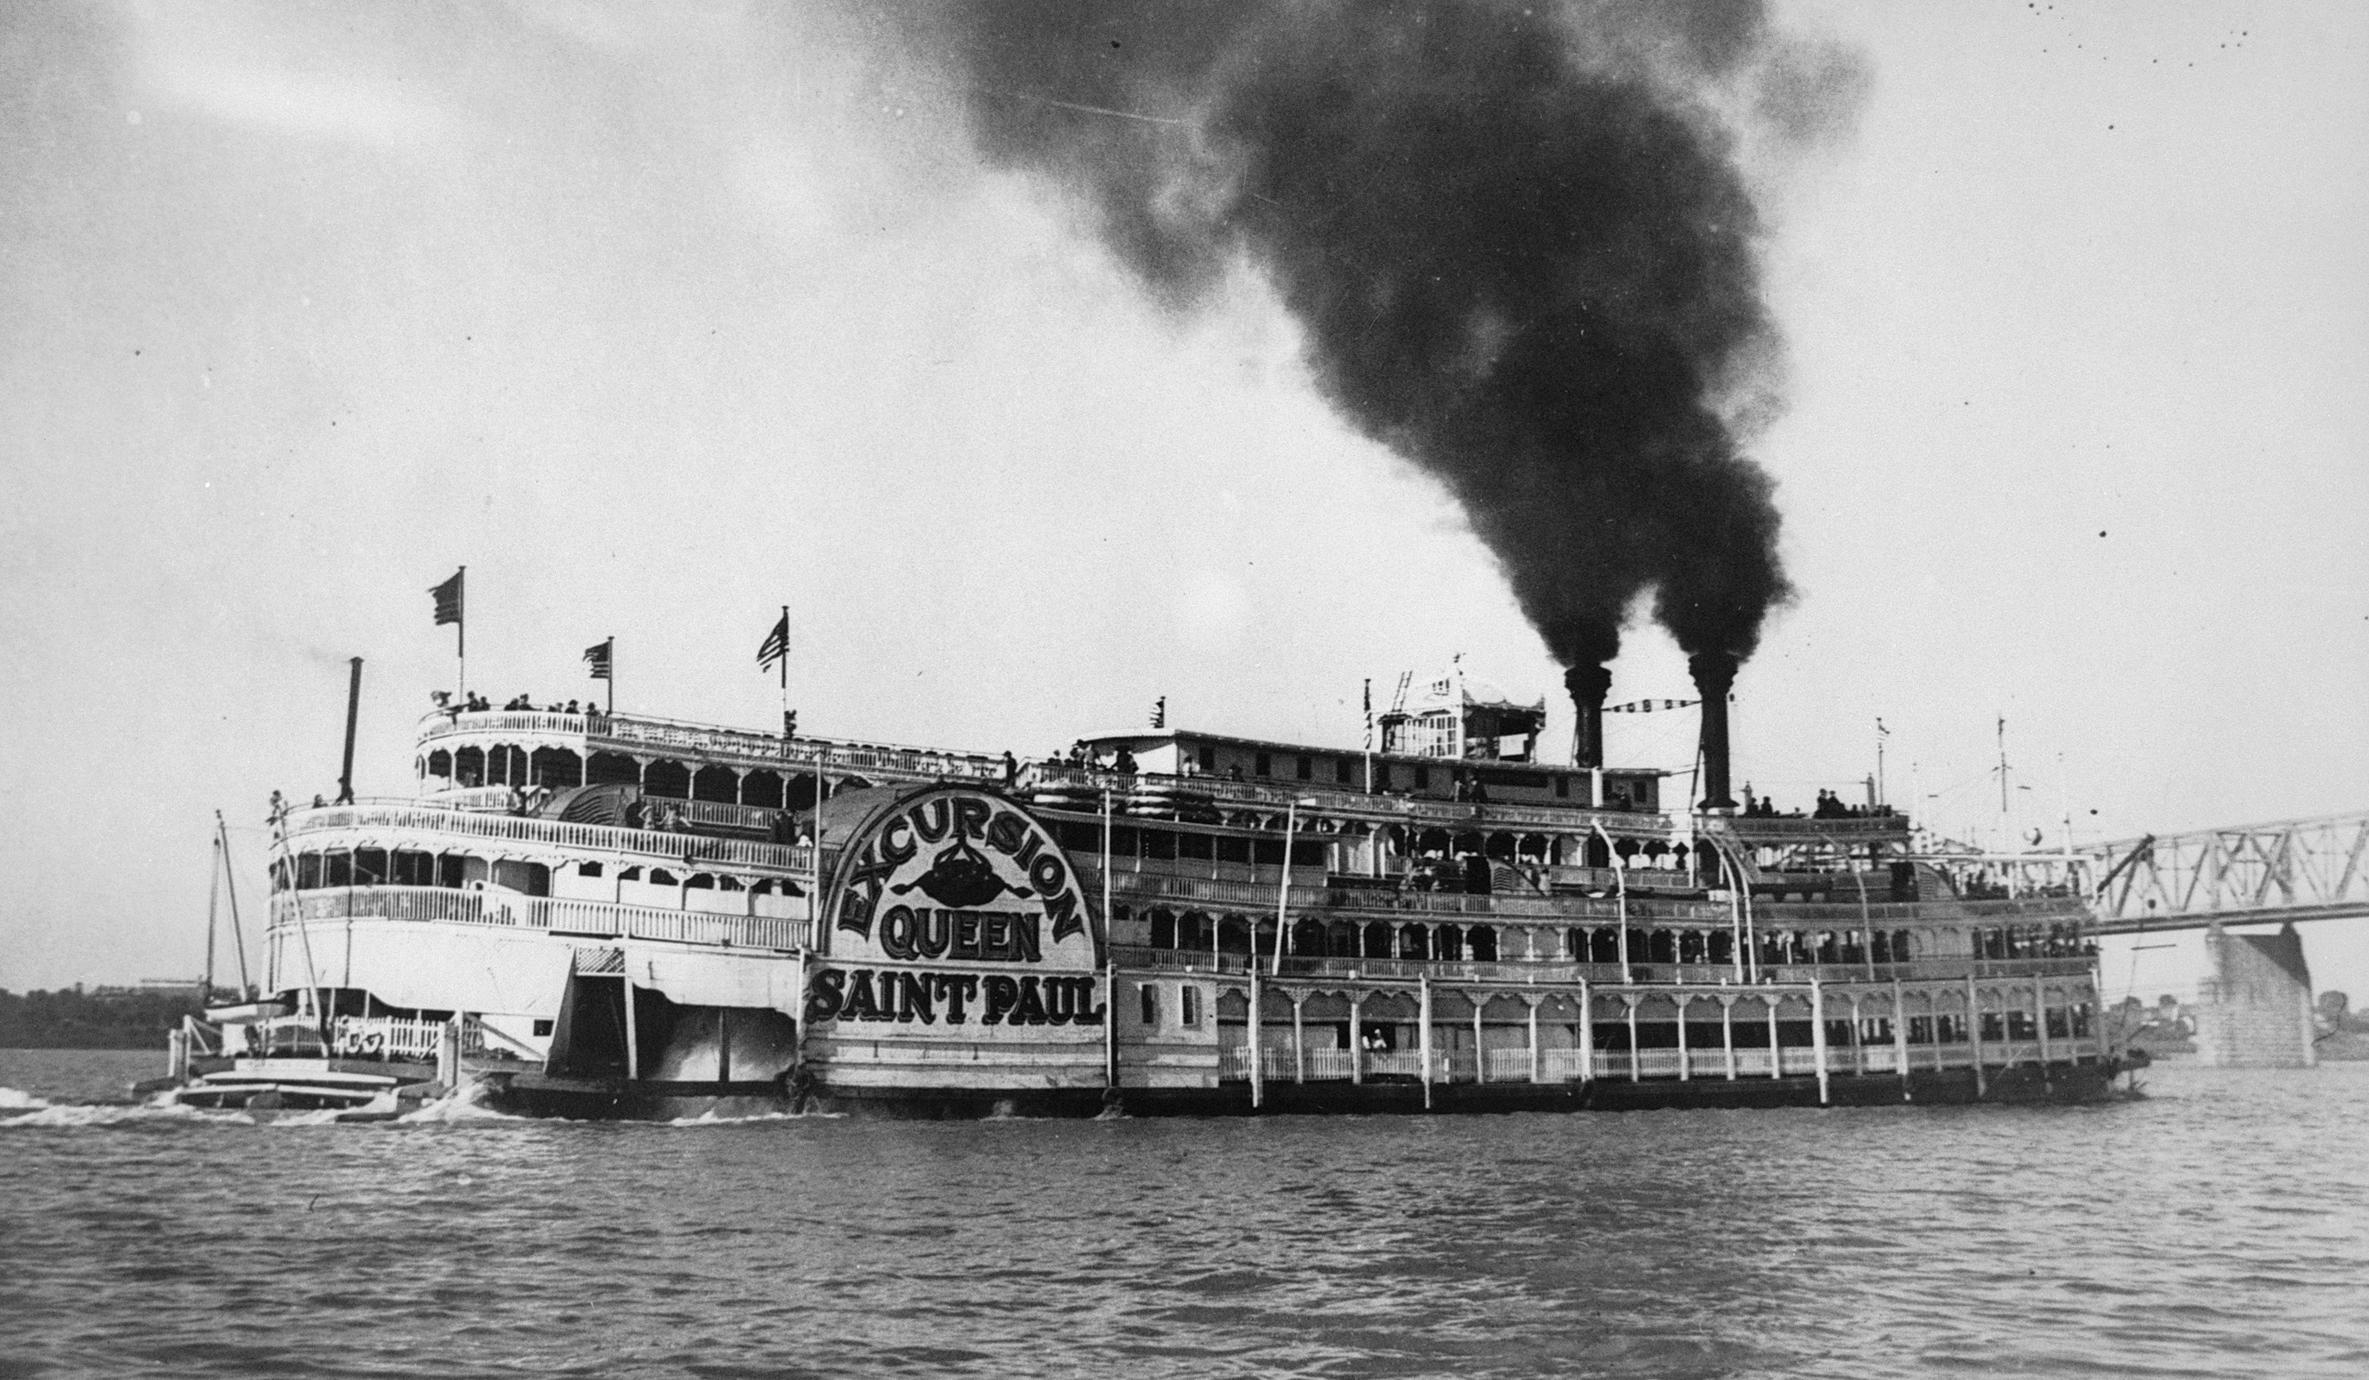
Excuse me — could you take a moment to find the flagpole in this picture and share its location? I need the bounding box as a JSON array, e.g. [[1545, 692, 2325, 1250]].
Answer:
[[607, 636, 615, 716], [456, 564, 466, 699]]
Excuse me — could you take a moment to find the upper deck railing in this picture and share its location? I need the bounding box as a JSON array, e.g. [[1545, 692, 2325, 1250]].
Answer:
[[278, 802, 822, 874], [416, 708, 1005, 782], [1107, 944, 2095, 987], [1703, 813, 1913, 843], [271, 885, 812, 951], [1024, 763, 1677, 835]]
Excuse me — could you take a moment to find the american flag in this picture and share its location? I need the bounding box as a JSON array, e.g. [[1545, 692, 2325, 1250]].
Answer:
[[583, 638, 612, 680], [756, 614, 789, 671], [428, 568, 463, 627]]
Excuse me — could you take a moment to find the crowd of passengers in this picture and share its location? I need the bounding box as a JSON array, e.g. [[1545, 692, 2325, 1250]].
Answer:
[[435, 691, 604, 717], [1737, 786, 1903, 820]]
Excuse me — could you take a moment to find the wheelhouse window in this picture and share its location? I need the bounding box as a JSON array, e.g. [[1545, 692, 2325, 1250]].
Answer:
[[1139, 985, 1158, 1026], [1180, 986, 1201, 1027], [1295, 755, 1312, 780], [1254, 752, 1272, 778]]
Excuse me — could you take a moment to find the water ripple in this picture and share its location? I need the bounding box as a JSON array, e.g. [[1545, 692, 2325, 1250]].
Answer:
[[4, 1058, 2369, 1377]]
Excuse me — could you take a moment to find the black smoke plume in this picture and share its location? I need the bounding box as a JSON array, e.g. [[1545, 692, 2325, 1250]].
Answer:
[[902, 1, 1860, 670]]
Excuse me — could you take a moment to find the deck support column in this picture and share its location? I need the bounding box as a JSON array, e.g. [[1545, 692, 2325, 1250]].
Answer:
[[622, 975, 640, 1082], [1472, 998, 1486, 1085], [1766, 1000, 1782, 1080], [1810, 979, 1830, 1106], [2034, 980, 2052, 1065], [1576, 977, 1594, 1084], [1418, 976, 1434, 1110], [1967, 975, 1987, 1099], [1526, 997, 1540, 1084], [1349, 992, 1365, 1084], [1721, 996, 1737, 1080], [1291, 993, 1305, 1084], [1893, 980, 1912, 1101], [1674, 994, 1691, 1081]]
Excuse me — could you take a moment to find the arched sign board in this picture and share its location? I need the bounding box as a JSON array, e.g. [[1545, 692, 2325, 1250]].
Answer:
[[808, 787, 1106, 1079]]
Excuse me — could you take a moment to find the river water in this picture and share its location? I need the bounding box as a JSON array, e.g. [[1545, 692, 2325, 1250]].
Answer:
[[3, 1051, 2365, 1379]]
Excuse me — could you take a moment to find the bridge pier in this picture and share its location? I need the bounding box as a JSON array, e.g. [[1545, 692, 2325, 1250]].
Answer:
[[2194, 923, 2317, 1068]]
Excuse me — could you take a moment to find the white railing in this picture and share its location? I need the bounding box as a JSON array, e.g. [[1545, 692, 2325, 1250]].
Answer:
[[1218, 1047, 1252, 1080], [417, 710, 595, 742], [1483, 1049, 1534, 1081], [1541, 1049, 1586, 1082], [272, 885, 812, 951], [597, 714, 1003, 781], [1305, 1049, 1357, 1081], [327, 1014, 450, 1061], [1025, 763, 1677, 835], [1732, 1049, 1776, 1077], [1366, 1051, 1424, 1078], [280, 803, 817, 874], [1779, 1048, 1823, 1075], [1096, 867, 1731, 925], [1758, 896, 2093, 925]]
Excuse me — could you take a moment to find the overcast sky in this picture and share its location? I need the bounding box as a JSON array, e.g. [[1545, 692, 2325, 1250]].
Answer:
[[3, 1, 2363, 998]]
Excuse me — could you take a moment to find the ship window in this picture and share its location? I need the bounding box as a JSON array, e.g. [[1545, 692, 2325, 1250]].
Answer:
[[1142, 829, 1176, 862], [1180, 987, 1200, 1026], [1197, 745, 1215, 771], [649, 869, 678, 887], [1216, 836, 1250, 864], [392, 851, 434, 885], [1253, 838, 1283, 866], [531, 747, 583, 790], [1413, 765, 1430, 790], [1335, 758, 1352, 784], [325, 851, 352, 887], [1109, 826, 1138, 857], [1254, 752, 1272, 778], [426, 749, 452, 780], [1295, 755, 1312, 780], [1290, 840, 1323, 868], [643, 760, 690, 799], [618, 866, 641, 882], [1139, 985, 1158, 1026], [1373, 763, 1391, 790], [577, 861, 603, 879], [297, 853, 323, 890], [353, 848, 389, 884], [1150, 911, 1176, 947], [1555, 776, 1569, 798], [1178, 831, 1213, 861], [533, 1019, 554, 1037], [686, 873, 715, 889]]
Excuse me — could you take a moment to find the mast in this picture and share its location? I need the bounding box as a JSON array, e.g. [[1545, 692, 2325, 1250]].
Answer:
[[217, 810, 251, 997], [202, 831, 220, 1000]]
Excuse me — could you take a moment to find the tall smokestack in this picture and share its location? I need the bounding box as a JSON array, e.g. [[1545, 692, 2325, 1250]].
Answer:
[[337, 656, 363, 806], [1564, 664, 1612, 771], [1688, 651, 1738, 812]]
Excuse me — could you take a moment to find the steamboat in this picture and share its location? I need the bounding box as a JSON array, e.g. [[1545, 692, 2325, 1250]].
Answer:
[[160, 658, 2115, 1117]]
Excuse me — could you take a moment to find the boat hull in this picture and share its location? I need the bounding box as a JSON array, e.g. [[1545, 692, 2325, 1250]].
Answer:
[[463, 1059, 2119, 1121]]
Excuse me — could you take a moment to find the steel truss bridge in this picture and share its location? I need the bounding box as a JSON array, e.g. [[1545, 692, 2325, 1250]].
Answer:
[[2087, 812, 2369, 936]]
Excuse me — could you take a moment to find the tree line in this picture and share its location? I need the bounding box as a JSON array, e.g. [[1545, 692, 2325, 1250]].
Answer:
[[0, 988, 205, 1049]]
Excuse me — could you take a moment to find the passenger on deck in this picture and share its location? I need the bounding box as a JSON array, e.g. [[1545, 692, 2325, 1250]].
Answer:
[[1001, 751, 1019, 787], [1112, 746, 1138, 775]]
